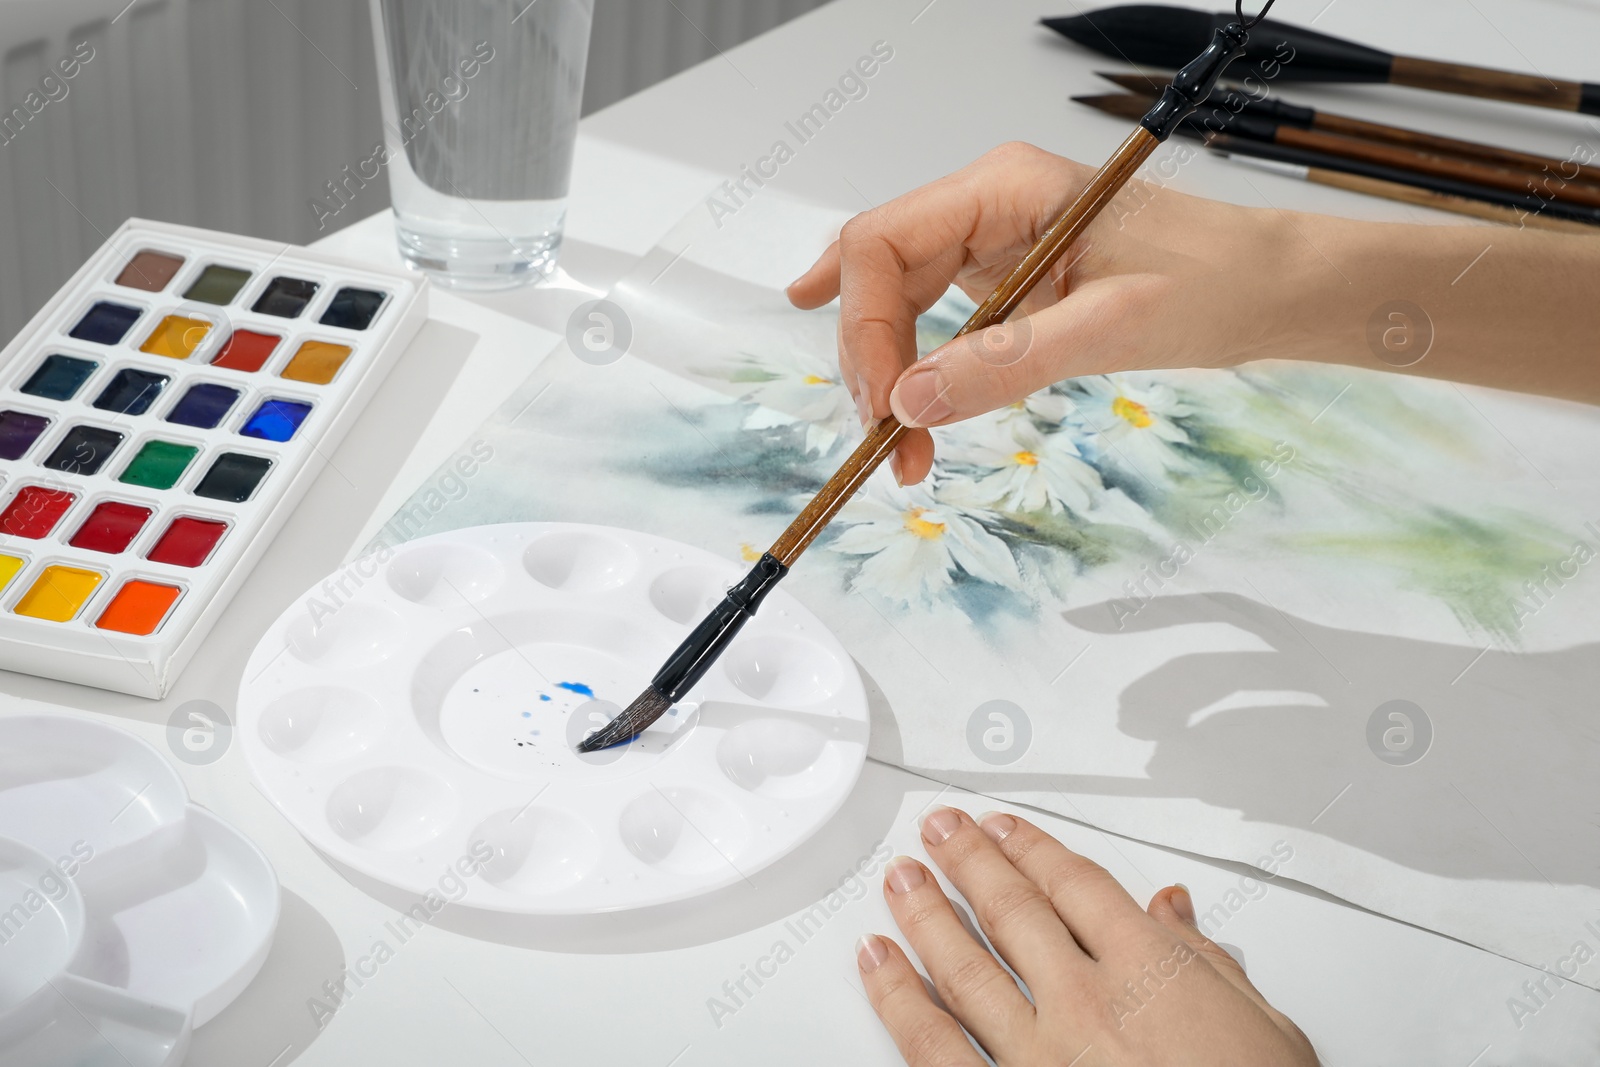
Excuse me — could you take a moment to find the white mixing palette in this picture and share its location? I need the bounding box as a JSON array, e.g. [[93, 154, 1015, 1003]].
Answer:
[[240, 523, 870, 914], [0, 714, 279, 1067]]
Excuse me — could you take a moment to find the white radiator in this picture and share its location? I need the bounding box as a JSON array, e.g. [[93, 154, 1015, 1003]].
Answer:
[[0, 0, 831, 340]]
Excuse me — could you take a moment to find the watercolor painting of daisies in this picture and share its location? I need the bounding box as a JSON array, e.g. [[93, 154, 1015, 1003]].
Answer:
[[641, 287, 1578, 645], [374, 256, 1585, 653]]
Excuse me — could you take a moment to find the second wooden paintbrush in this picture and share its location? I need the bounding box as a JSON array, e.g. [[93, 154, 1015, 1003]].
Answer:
[[1077, 90, 1600, 210], [1095, 71, 1600, 188], [1072, 90, 1600, 228], [579, 4, 1281, 751], [1213, 147, 1599, 235]]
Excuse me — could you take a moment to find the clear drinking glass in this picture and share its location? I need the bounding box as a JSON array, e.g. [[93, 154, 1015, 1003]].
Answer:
[[370, 0, 594, 288]]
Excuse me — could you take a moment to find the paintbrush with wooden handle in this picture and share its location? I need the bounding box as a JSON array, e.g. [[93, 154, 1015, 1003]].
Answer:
[[578, 1, 1280, 751], [1095, 71, 1600, 187], [1075, 90, 1600, 211], [1213, 146, 1599, 234], [1045, 5, 1600, 115]]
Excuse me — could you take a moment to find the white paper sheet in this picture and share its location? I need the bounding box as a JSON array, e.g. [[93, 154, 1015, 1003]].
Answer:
[[366, 191, 1600, 988]]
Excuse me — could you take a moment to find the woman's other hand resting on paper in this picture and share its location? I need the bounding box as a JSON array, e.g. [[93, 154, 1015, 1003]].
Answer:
[[857, 808, 1319, 1066]]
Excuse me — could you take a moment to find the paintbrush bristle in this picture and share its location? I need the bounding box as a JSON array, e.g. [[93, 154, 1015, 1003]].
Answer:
[[1096, 69, 1168, 93], [576, 686, 673, 752], [1042, 7, 1218, 68], [1072, 92, 1154, 120]]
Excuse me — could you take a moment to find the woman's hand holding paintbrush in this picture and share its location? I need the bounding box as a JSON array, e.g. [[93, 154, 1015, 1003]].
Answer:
[[791, 144, 1600, 487], [787, 142, 1299, 485]]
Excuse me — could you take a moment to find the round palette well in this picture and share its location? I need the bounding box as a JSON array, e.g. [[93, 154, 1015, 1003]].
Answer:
[[240, 523, 870, 914]]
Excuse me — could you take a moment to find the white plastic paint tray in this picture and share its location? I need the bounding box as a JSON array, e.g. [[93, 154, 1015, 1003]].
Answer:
[[0, 712, 279, 1066], [241, 523, 870, 914]]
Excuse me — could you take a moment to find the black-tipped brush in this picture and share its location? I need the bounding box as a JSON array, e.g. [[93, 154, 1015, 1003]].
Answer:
[[578, 554, 787, 751], [582, 0, 1277, 752], [1045, 5, 1600, 115]]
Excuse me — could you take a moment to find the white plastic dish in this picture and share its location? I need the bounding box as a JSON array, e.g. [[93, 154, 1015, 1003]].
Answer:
[[240, 522, 870, 914], [0, 713, 279, 1066]]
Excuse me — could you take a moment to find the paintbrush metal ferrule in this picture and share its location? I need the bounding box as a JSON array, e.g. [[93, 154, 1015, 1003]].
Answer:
[[1094, 71, 1316, 129], [647, 552, 788, 701], [1136, 20, 1250, 141], [578, 553, 787, 751]]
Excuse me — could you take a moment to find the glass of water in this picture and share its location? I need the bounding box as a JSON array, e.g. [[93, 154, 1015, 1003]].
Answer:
[[370, 0, 593, 288]]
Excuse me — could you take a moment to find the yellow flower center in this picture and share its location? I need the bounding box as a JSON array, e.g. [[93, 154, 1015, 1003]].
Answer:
[[739, 542, 762, 561], [802, 374, 834, 386], [1012, 450, 1039, 467], [1112, 396, 1153, 428], [902, 506, 946, 540]]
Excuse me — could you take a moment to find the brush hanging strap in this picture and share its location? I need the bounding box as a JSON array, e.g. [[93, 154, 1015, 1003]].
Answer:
[[1235, 0, 1279, 29], [1139, 0, 1279, 141]]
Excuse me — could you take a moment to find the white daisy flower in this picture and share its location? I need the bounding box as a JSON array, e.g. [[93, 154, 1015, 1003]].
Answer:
[[830, 479, 1022, 606], [940, 418, 1104, 516], [996, 389, 1075, 426], [1083, 484, 1166, 536], [723, 348, 856, 453], [1067, 374, 1199, 480]]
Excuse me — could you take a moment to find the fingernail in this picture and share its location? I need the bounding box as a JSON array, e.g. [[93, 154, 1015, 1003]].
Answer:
[[1171, 884, 1196, 925], [978, 811, 1016, 842], [855, 374, 873, 429], [889, 450, 905, 487], [891, 368, 953, 428], [922, 807, 961, 844], [857, 933, 889, 973], [885, 857, 925, 894]]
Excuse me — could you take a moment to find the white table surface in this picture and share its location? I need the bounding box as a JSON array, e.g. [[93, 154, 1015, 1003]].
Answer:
[[8, 0, 1600, 1063]]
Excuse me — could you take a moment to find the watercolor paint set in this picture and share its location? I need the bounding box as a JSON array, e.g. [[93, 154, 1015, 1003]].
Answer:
[[0, 219, 427, 696]]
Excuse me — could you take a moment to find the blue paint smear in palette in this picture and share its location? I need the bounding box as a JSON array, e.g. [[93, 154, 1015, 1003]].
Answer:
[[515, 683, 594, 751]]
